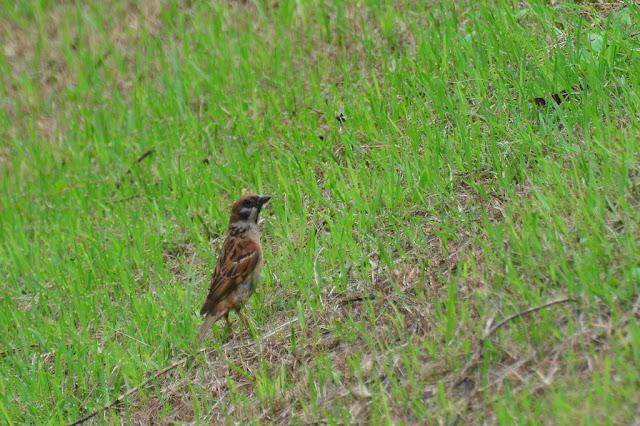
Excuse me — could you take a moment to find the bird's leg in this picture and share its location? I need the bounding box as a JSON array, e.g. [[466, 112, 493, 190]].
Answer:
[[225, 312, 243, 340], [224, 312, 232, 334]]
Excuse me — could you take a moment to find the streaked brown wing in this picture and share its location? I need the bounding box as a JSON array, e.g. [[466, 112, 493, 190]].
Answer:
[[200, 236, 259, 316]]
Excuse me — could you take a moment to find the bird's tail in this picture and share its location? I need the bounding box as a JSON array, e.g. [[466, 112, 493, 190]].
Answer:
[[197, 309, 224, 343]]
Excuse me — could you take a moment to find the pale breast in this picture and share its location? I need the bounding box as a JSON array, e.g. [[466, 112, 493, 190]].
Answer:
[[231, 241, 263, 307], [234, 280, 254, 304]]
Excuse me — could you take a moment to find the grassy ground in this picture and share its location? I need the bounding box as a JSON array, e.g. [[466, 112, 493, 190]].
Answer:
[[1, 0, 639, 423]]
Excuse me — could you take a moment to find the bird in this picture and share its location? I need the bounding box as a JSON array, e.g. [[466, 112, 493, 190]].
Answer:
[[198, 193, 271, 341]]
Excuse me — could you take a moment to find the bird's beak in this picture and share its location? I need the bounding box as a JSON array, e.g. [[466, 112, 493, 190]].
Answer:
[[257, 195, 271, 206]]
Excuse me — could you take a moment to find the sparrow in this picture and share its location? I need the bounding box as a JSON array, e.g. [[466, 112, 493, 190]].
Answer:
[[198, 193, 271, 341]]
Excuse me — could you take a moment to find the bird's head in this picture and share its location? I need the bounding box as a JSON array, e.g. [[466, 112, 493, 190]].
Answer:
[[229, 193, 271, 227]]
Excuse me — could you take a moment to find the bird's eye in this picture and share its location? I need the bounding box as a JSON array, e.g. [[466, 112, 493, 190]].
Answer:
[[243, 199, 252, 206]]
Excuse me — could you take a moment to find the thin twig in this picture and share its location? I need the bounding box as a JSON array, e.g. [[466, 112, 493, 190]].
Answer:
[[449, 297, 576, 425], [450, 378, 472, 426], [112, 148, 155, 191], [0, 344, 44, 359], [304, 105, 324, 115], [338, 294, 377, 304], [453, 311, 495, 386], [454, 297, 575, 388], [68, 347, 207, 426], [486, 298, 576, 337]]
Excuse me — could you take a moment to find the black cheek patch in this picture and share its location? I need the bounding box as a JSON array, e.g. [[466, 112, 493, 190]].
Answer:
[[238, 209, 251, 220]]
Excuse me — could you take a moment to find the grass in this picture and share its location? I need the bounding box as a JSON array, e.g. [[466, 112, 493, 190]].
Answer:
[[1, 0, 639, 423]]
